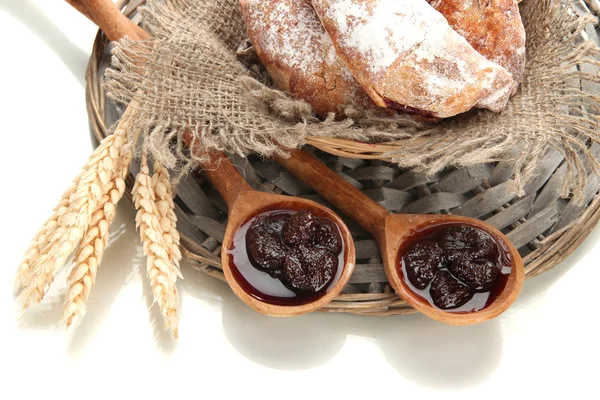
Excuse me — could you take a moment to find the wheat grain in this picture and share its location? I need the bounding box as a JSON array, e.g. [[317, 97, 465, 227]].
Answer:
[[17, 130, 127, 310], [133, 155, 179, 338], [62, 148, 132, 328], [152, 161, 183, 279]]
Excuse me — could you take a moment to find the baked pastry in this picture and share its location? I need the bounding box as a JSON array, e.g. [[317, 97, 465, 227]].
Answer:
[[310, 0, 515, 118], [239, 0, 382, 117], [428, 0, 526, 95]]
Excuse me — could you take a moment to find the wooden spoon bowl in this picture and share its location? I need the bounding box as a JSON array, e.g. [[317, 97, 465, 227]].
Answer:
[[220, 191, 355, 317], [380, 214, 523, 325], [276, 149, 524, 325], [71, 0, 356, 317]]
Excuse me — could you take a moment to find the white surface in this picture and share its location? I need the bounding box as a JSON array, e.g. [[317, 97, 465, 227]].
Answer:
[[0, 1, 598, 399]]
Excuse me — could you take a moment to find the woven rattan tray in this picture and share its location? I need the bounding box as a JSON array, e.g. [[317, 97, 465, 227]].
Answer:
[[85, 0, 600, 316]]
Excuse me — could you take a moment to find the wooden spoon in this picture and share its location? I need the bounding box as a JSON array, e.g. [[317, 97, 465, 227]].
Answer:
[[192, 151, 356, 316], [69, 0, 356, 316], [276, 150, 525, 325]]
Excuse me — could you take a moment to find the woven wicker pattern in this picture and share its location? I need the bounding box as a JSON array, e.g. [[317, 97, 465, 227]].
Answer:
[[85, 0, 600, 315]]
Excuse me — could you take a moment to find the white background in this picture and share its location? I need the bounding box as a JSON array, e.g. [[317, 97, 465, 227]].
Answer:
[[1, 1, 599, 399]]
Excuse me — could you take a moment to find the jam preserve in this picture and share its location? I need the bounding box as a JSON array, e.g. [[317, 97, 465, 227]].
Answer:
[[397, 222, 512, 313], [226, 210, 345, 306]]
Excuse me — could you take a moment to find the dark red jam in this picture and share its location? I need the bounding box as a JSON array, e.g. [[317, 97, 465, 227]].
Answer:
[[383, 98, 438, 119], [397, 222, 512, 313], [227, 210, 345, 306]]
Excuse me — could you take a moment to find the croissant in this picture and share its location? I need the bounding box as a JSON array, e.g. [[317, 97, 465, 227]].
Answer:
[[310, 0, 515, 118], [239, 0, 382, 117], [428, 0, 526, 95]]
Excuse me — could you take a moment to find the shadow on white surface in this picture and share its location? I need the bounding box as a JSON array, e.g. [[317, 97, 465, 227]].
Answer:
[[216, 284, 503, 386], [177, 266, 349, 370], [180, 273, 503, 385], [221, 295, 347, 370], [18, 296, 65, 330], [178, 265, 228, 309], [0, 0, 89, 87], [378, 314, 503, 389]]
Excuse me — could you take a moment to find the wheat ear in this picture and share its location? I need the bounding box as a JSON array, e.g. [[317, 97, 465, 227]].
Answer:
[[62, 147, 133, 328], [133, 155, 180, 338], [14, 172, 83, 291], [16, 130, 127, 310], [152, 161, 183, 278]]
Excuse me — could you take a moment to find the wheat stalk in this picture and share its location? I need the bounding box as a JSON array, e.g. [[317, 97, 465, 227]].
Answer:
[[133, 154, 180, 338], [62, 147, 133, 328], [16, 130, 127, 310]]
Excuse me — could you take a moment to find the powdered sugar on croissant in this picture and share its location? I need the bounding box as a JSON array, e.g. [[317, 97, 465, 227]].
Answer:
[[428, 0, 526, 96], [311, 0, 515, 118], [239, 0, 382, 116]]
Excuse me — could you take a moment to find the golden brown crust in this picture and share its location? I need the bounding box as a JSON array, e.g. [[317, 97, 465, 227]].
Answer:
[[239, 0, 384, 117], [428, 0, 526, 95], [311, 0, 515, 118]]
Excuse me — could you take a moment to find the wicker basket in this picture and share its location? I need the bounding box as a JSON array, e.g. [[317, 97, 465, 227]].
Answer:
[[85, 0, 600, 316]]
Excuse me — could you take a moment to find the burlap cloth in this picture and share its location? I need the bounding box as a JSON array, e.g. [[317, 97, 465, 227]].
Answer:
[[104, 0, 600, 203]]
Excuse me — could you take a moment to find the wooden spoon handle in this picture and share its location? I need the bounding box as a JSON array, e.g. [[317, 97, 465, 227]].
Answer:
[[275, 150, 389, 239], [78, 0, 150, 40], [196, 151, 253, 209]]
